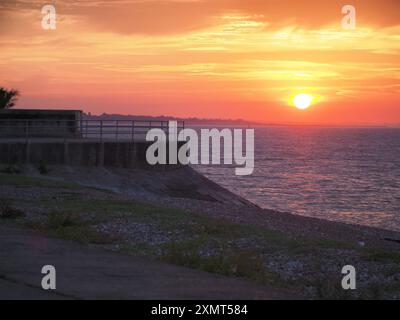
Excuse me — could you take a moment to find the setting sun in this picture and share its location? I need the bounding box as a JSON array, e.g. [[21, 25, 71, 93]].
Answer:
[[292, 94, 314, 110]]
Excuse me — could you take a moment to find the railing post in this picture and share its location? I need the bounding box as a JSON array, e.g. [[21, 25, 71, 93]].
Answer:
[[25, 120, 29, 143], [100, 120, 103, 142], [131, 120, 135, 142], [116, 120, 119, 141]]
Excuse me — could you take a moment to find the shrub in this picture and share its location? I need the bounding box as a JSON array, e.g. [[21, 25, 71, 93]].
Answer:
[[37, 162, 49, 175], [161, 241, 268, 281], [0, 165, 21, 174], [0, 199, 25, 219], [231, 249, 266, 279], [47, 212, 83, 229], [0, 87, 19, 109], [51, 226, 120, 244], [45, 212, 119, 244]]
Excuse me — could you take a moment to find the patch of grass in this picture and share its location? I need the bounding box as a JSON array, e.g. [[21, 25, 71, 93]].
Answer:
[[231, 249, 267, 279], [6, 174, 395, 297], [57, 192, 82, 201], [0, 173, 79, 189], [46, 212, 83, 229], [382, 266, 400, 277], [29, 197, 293, 285], [363, 250, 400, 263], [119, 243, 159, 257], [285, 238, 357, 255], [27, 211, 120, 245], [47, 226, 119, 245], [313, 280, 384, 300], [161, 239, 276, 283], [0, 199, 25, 219], [312, 277, 356, 300], [41, 197, 359, 284], [187, 216, 277, 239], [0, 165, 22, 174], [379, 280, 400, 296], [359, 283, 385, 300], [36, 162, 50, 175], [14, 212, 121, 245], [187, 217, 242, 237], [45, 199, 193, 227]]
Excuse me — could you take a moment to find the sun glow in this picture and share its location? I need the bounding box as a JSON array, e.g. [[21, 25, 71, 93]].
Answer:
[[292, 94, 314, 110]]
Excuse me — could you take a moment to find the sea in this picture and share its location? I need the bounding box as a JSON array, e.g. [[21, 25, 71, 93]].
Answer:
[[194, 126, 400, 232]]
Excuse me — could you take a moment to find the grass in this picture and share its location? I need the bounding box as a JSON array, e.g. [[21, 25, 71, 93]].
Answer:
[[161, 239, 274, 282], [187, 216, 284, 241], [39, 198, 194, 227], [36, 162, 50, 175], [363, 250, 400, 263], [46, 212, 84, 229], [0, 165, 22, 174], [25, 211, 119, 245], [47, 225, 119, 244], [32, 194, 305, 286], [0, 173, 79, 189], [119, 243, 159, 257], [0, 198, 25, 219], [2, 172, 400, 299]]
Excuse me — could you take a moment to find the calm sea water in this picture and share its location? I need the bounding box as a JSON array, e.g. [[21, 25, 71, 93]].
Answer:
[[195, 126, 400, 231]]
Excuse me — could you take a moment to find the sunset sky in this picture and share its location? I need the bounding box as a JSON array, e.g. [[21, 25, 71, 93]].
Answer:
[[0, 0, 399, 125]]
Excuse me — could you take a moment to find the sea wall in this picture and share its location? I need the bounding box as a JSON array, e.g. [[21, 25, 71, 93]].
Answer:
[[0, 140, 178, 169], [0, 109, 82, 138]]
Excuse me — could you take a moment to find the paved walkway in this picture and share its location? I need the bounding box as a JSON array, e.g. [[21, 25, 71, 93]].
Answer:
[[0, 226, 298, 300]]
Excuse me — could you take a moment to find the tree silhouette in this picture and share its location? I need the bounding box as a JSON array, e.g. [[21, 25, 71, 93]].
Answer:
[[0, 87, 20, 109]]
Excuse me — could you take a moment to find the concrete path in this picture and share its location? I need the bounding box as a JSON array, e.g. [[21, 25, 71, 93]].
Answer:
[[0, 226, 298, 300]]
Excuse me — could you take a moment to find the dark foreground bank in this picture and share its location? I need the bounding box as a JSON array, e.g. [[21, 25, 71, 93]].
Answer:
[[1, 166, 400, 299]]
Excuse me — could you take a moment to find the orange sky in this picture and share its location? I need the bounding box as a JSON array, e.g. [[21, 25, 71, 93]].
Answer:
[[0, 0, 399, 125]]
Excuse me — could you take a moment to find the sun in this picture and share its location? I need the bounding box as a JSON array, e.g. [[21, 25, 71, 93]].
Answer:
[[292, 93, 314, 110]]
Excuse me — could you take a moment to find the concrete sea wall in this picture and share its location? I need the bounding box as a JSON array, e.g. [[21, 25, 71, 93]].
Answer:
[[0, 109, 82, 138], [0, 140, 173, 169]]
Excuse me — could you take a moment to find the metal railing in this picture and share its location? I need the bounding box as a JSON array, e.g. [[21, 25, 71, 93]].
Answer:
[[0, 119, 185, 142]]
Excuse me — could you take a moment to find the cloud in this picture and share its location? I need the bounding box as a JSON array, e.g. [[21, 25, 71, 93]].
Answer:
[[1, 0, 399, 36], [0, 0, 399, 124]]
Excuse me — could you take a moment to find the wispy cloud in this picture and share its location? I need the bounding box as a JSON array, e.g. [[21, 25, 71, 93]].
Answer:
[[0, 0, 399, 123]]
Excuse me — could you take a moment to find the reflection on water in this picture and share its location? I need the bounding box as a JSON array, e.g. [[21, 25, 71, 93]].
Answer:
[[195, 126, 400, 231]]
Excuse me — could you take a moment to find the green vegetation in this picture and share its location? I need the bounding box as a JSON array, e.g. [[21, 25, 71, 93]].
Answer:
[[161, 240, 273, 282], [0, 199, 25, 219], [1, 173, 400, 299], [0, 173, 79, 189], [0, 87, 19, 109], [47, 212, 83, 229], [36, 162, 50, 175], [119, 243, 159, 257], [46, 224, 119, 244], [363, 250, 400, 263], [39, 198, 194, 228], [26, 211, 119, 245], [0, 165, 22, 175]]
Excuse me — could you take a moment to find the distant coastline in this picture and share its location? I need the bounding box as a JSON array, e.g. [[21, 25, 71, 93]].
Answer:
[[82, 112, 400, 128], [83, 112, 263, 127]]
